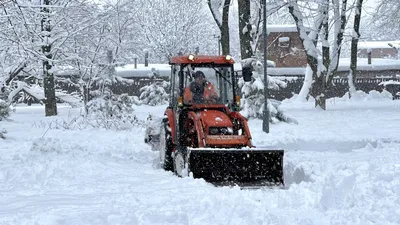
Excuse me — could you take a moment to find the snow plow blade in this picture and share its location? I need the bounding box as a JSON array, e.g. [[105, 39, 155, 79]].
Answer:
[[187, 148, 284, 187]]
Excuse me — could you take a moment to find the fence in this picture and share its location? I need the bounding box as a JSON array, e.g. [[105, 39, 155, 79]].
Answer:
[[56, 77, 169, 97], [54, 76, 400, 102]]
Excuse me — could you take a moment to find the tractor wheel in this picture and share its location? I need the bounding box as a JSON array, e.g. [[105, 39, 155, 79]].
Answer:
[[159, 119, 173, 171], [174, 150, 189, 177]]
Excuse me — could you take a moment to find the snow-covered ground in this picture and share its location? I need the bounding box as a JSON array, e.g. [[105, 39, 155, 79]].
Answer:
[[1, 92, 400, 225]]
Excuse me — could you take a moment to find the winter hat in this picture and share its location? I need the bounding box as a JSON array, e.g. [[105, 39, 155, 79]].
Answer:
[[193, 71, 205, 79]]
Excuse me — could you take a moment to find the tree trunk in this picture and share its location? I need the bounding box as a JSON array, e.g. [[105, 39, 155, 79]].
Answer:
[[312, 75, 326, 109], [289, 5, 324, 109], [289, 3, 328, 110], [220, 0, 231, 55], [207, 0, 231, 55], [349, 0, 364, 98], [327, 0, 348, 85], [238, 0, 253, 59], [41, 0, 57, 116], [308, 55, 326, 109], [319, 12, 329, 110]]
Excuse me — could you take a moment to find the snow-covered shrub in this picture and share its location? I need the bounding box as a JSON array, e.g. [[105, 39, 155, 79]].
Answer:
[[0, 128, 6, 139], [139, 80, 169, 106], [30, 138, 62, 154], [0, 79, 11, 120], [0, 84, 11, 139], [239, 58, 297, 124], [80, 61, 142, 130], [86, 93, 139, 130], [0, 99, 10, 121]]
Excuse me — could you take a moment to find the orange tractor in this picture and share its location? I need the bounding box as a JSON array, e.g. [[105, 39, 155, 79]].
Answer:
[[147, 55, 284, 187]]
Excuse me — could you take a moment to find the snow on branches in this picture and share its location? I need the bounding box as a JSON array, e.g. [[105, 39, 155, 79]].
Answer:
[[139, 80, 169, 106], [86, 93, 139, 130]]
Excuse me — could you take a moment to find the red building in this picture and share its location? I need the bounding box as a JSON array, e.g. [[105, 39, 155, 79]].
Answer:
[[263, 25, 308, 68], [358, 41, 400, 59]]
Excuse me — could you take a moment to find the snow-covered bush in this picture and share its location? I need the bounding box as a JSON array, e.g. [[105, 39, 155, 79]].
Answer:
[[139, 80, 169, 106], [0, 99, 10, 121], [80, 60, 142, 130], [0, 79, 11, 120], [0, 83, 11, 139], [86, 93, 139, 130], [0, 128, 6, 139], [239, 58, 297, 124]]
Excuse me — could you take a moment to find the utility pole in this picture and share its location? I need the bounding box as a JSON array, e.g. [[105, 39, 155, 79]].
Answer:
[[262, 0, 269, 133]]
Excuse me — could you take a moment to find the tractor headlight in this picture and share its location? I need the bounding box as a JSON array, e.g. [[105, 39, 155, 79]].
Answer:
[[235, 95, 241, 106], [225, 55, 232, 61], [188, 54, 195, 61], [177, 96, 183, 107]]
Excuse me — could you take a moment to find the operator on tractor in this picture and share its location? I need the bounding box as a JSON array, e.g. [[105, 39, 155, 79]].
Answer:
[[184, 71, 219, 104]]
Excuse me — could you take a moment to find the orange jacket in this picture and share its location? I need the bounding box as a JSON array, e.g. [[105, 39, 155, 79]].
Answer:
[[184, 82, 219, 104]]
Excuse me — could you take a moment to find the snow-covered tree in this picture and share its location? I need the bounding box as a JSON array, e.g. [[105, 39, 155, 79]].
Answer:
[[239, 58, 297, 124], [370, 0, 400, 40], [86, 93, 139, 130], [348, 0, 364, 98], [84, 49, 140, 129], [0, 0, 107, 116], [288, 0, 349, 110], [139, 80, 169, 106], [137, 0, 217, 62], [100, 0, 143, 64], [208, 0, 232, 55]]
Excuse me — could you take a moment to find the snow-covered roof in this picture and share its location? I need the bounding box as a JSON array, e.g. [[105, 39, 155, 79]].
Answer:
[[53, 65, 80, 76], [116, 64, 171, 78], [338, 58, 400, 71], [267, 58, 400, 75], [358, 41, 400, 49], [279, 37, 290, 43], [114, 58, 400, 78], [50, 58, 400, 79], [267, 24, 298, 33]]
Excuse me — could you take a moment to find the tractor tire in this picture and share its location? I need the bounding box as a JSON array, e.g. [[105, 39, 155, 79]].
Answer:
[[159, 119, 173, 171], [174, 150, 189, 178]]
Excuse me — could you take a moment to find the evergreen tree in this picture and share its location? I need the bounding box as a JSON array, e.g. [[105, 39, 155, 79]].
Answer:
[[139, 80, 169, 106]]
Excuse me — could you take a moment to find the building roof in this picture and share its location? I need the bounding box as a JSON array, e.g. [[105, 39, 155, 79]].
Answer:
[[267, 24, 298, 33], [169, 55, 234, 65], [359, 41, 400, 49]]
